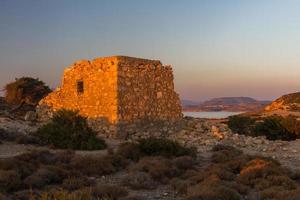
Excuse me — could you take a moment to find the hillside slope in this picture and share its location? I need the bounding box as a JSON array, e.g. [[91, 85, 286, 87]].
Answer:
[[264, 92, 300, 112]]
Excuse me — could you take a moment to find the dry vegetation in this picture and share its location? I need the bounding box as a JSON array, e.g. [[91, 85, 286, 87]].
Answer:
[[228, 114, 300, 141], [0, 138, 299, 200]]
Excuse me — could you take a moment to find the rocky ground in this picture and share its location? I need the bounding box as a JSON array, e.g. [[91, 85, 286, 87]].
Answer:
[[168, 117, 300, 170], [1, 113, 300, 169], [1, 113, 300, 199]]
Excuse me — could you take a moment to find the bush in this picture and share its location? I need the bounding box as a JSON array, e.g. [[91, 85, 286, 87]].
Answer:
[[229, 114, 300, 141], [0, 128, 22, 142], [188, 165, 235, 183], [16, 150, 59, 166], [0, 158, 36, 179], [119, 197, 144, 200], [255, 175, 297, 191], [227, 115, 255, 135], [0, 170, 21, 192], [280, 115, 300, 136], [170, 178, 192, 195], [121, 172, 156, 190], [36, 109, 107, 150], [253, 116, 297, 141], [138, 137, 196, 158], [23, 166, 68, 189], [173, 156, 196, 170], [71, 154, 128, 176], [211, 145, 243, 164], [116, 142, 142, 161], [13, 189, 41, 200], [4, 77, 51, 105], [256, 187, 300, 200], [129, 156, 180, 183], [39, 189, 93, 200], [0, 193, 7, 200], [15, 134, 41, 145], [186, 180, 241, 200], [237, 158, 287, 187], [62, 177, 95, 191], [91, 184, 128, 199]]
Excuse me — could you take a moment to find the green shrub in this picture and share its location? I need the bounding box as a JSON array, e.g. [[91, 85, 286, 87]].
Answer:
[[229, 114, 300, 141], [227, 115, 255, 135], [253, 116, 297, 141], [138, 137, 196, 158], [280, 115, 300, 137], [4, 77, 51, 105], [36, 109, 107, 150]]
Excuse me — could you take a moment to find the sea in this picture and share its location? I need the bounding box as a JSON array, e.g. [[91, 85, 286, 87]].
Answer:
[[183, 111, 243, 119]]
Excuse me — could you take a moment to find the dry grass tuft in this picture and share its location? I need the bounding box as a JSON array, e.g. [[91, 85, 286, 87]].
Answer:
[[62, 177, 95, 191], [129, 156, 179, 183], [173, 156, 196, 170], [23, 166, 68, 189], [121, 172, 156, 190], [0, 170, 22, 192], [185, 179, 241, 200], [116, 142, 142, 161], [91, 184, 128, 199]]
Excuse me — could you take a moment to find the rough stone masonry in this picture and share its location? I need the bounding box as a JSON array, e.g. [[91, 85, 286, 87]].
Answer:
[[38, 56, 182, 137]]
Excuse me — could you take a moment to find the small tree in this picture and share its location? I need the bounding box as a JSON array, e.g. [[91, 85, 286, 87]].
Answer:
[[4, 77, 51, 105], [37, 109, 107, 150]]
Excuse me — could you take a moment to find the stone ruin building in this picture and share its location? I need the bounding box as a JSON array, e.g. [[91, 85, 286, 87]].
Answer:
[[38, 56, 182, 138]]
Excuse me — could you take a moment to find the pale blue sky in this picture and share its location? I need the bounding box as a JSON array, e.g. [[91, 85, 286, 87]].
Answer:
[[1, 0, 300, 101]]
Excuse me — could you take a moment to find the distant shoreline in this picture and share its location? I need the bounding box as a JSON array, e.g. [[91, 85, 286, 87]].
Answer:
[[183, 111, 243, 119]]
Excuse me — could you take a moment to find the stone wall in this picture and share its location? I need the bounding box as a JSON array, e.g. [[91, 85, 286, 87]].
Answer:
[[117, 56, 182, 122], [38, 56, 182, 136], [39, 57, 119, 123]]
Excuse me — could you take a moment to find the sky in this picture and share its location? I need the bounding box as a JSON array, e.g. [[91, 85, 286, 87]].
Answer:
[[1, 0, 300, 101]]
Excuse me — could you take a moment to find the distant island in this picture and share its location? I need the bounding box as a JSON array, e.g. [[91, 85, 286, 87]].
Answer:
[[182, 97, 271, 112]]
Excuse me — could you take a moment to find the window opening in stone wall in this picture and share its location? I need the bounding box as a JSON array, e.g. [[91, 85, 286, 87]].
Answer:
[[77, 80, 84, 94]]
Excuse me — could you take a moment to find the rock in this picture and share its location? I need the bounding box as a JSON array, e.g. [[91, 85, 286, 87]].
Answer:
[[253, 139, 263, 145], [24, 111, 37, 121]]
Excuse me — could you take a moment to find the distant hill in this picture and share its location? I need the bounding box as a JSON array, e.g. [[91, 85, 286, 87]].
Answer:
[[181, 99, 200, 107], [183, 97, 271, 112], [264, 92, 300, 112]]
